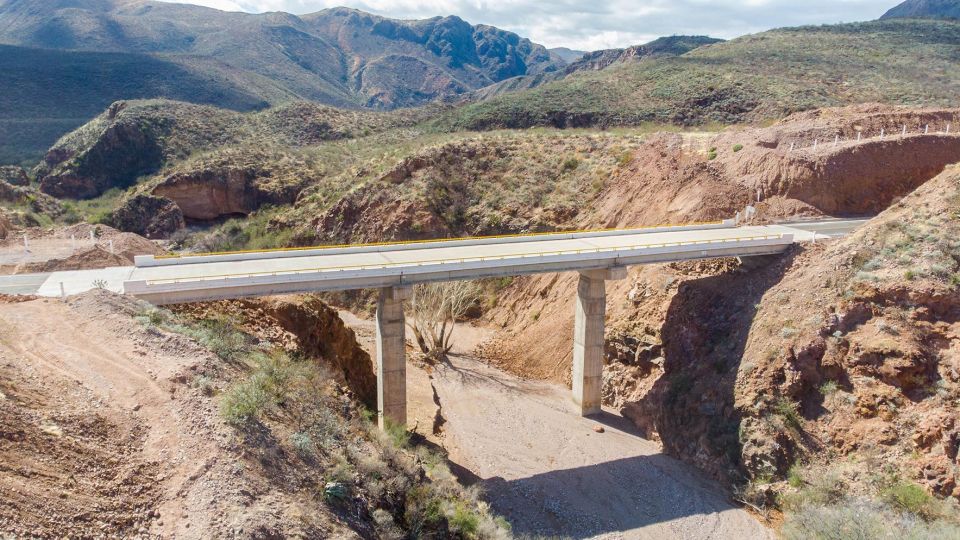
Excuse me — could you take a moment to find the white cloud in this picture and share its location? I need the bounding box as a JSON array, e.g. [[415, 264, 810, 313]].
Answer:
[[160, 0, 905, 50]]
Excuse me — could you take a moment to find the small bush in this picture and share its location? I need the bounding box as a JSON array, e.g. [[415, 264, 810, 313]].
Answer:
[[733, 144, 744, 152], [448, 502, 481, 537], [819, 380, 839, 396], [405, 486, 446, 536], [561, 156, 580, 171], [787, 465, 805, 488], [383, 418, 411, 449], [774, 398, 803, 432], [882, 480, 936, 519], [291, 431, 314, 458], [707, 150, 718, 160], [220, 373, 269, 426]]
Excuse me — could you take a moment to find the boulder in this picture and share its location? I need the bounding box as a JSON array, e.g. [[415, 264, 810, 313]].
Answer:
[[109, 194, 185, 239]]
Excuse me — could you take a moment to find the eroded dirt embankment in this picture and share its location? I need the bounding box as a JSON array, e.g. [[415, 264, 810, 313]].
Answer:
[[0, 291, 380, 537], [171, 295, 377, 408]]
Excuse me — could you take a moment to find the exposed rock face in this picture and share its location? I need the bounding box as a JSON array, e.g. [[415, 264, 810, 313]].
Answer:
[[172, 296, 377, 408], [0, 166, 28, 186], [151, 167, 303, 220], [712, 105, 960, 216], [109, 194, 185, 239]]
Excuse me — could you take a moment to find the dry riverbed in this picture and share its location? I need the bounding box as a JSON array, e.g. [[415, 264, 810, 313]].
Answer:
[[340, 313, 772, 539]]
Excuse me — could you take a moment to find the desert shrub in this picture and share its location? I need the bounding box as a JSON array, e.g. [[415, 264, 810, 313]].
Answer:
[[783, 496, 960, 540], [448, 501, 481, 537], [787, 465, 805, 488], [819, 380, 839, 396], [220, 372, 269, 426], [187, 318, 248, 361], [291, 431, 314, 458], [733, 144, 744, 152], [882, 480, 938, 519], [561, 156, 580, 171], [382, 417, 412, 449], [774, 398, 803, 432], [405, 485, 447, 536]]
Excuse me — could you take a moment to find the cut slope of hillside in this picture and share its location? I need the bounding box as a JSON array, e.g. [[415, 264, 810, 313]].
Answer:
[[437, 19, 960, 131]]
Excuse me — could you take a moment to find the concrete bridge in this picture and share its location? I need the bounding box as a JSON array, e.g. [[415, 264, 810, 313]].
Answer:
[[0, 219, 865, 428]]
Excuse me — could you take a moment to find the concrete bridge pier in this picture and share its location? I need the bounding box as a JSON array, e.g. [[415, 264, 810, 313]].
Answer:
[[376, 285, 411, 429], [573, 267, 626, 415]]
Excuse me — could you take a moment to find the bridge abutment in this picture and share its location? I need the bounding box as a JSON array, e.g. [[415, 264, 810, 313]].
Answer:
[[573, 268, 626, 415], [376, 286, 410, 429]]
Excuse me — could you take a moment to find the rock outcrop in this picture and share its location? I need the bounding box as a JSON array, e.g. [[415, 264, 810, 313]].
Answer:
[[151, 167, 302, 221], [109, 194, 185, 239]]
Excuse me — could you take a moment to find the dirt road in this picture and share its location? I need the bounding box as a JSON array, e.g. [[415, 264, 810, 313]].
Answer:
[[340, 314, 772, 539]]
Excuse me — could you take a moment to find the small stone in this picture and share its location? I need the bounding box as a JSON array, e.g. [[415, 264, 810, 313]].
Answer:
[[132, 403, 142, 411], [593, 425, 605, 433]]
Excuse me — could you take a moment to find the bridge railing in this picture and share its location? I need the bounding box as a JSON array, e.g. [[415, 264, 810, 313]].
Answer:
[[137, 233, 789, 286], [134, 219, 736, 268]]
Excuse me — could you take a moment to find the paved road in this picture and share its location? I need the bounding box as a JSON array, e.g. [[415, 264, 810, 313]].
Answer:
[[0, 273, 51, 295], [0, 220, 868, 302]]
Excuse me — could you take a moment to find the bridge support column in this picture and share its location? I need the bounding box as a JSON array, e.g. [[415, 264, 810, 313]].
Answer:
[[573, 267, 626, 416], [376, 286, 410, 429]]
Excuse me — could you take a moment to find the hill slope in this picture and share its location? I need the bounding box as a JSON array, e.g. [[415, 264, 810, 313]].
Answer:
[[0, 0, 563, 164], [0, 44, 293, 166], [0, 0, 562, 109], [437, 19, 960, 131], [882, 0, 960, 19]]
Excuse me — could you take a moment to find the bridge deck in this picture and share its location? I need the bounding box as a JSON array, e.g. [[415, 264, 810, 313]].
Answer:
[[0, 220, 867, 304]]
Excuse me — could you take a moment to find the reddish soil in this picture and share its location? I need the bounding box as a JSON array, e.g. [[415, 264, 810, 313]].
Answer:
[[0, 291, 362, 537]]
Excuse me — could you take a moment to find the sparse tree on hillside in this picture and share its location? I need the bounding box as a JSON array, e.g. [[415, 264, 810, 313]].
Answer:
[[408, 280, 479, 361]]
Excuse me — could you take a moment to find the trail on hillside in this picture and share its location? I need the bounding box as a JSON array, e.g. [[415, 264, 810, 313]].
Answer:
[[340, 313, 771, 539]]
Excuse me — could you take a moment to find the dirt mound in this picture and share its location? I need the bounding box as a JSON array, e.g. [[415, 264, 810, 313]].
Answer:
[[1, 223, 164, 274], [172, 295, 377, 408]]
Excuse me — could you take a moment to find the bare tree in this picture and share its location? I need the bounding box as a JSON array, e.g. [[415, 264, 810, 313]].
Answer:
[[408, 280, 479, 361]]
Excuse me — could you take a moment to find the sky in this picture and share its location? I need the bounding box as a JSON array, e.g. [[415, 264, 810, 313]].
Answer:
[[163, 0, 905, 50]]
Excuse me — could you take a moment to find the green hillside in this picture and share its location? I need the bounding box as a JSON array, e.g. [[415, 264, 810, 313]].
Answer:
[[0, 45, 289, 166], [435, 19, 960, 131]]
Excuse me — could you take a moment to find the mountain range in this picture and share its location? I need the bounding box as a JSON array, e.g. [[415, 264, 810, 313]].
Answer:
[[0, 0, 568, 163], [2, 0, 960, 166]]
